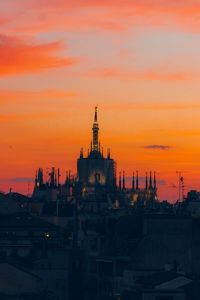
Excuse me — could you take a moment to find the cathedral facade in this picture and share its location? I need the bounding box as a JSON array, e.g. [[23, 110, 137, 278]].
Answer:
[[77, 107, 158, 209], [77, 107, 116, 190]]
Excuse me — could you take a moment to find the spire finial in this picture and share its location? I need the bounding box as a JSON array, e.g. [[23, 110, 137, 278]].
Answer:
[[136, 170, 139, 189], [80, 147, 83, 158], [149, 171, 152, 188], [69, 169, 71, 186], [132, 172, 135, 190], [92, 106, 99, 151], [94, 105, 98, 121], [146, 172, 148, 189]]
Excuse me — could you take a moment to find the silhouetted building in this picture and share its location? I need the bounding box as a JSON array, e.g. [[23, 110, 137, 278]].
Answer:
[[3, 107, 200, 300], [77, 106, 116, 194], [32, 107, 158, 212], [118, 170, 158, 209]]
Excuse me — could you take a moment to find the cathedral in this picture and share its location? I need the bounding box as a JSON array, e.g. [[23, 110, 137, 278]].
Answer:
[[77, 107, 158, 209], [33, 107, 158, 210], [77, 106, 116, 195]]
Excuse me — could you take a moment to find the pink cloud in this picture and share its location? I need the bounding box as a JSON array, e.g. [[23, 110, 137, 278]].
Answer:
[[84, 66, 192, 81], [0, 35, 77, 76], [3, 0, 200, 34]]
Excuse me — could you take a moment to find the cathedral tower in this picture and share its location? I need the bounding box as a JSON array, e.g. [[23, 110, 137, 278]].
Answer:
[[92, 106, 99, 151], [77, 107, 116, 189]]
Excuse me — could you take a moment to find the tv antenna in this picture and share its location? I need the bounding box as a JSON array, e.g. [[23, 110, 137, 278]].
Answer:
[[176, 171, 184, 202]]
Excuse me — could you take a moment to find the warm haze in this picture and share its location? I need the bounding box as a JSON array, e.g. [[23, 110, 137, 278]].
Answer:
[[1, 0, 200, 201]]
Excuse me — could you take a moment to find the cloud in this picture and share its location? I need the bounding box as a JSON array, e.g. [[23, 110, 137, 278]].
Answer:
[[0, 3, 129, 34], [84, 67, 191, 82], [3, 0, 200, 34], [0, 35, 77, 76], [143, 145, 172, 150], [0, 89, 79, 106], [168, 183, 178, 189], [0, 111, 71, 121], [157, 180, 166, 185], [103, 103, 200, 111], [0, 177, 34, 182]]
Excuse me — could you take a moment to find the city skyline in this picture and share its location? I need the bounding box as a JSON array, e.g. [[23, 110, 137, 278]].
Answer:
[[1, 1, 200, 201], [0, 105, 190, 202]]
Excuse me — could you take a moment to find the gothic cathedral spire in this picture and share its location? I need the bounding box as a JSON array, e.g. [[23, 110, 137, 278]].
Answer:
[[92, 106, 99, 151]]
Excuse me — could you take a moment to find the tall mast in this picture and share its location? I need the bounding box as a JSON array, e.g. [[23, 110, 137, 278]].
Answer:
[[92, 106, 99, 151]]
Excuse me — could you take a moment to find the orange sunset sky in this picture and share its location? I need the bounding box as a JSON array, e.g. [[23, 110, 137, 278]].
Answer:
[[1, 0, 200, 201]]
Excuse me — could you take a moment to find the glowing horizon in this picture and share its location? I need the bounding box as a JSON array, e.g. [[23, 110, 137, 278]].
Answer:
[[1, 0, 200, 202]]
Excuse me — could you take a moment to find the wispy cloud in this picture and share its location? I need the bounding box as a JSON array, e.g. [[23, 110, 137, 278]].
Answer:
[[0, 35, 77, 76], [0, 89, 79, 106], [4, 0, 200, 34], [168, 183, 178, 189], [143, 145, 172, 150], [0, 177, 34, 183], [84, 67, 192, 82], [0, 111, 73, 121], [103, 103, 200, 111]]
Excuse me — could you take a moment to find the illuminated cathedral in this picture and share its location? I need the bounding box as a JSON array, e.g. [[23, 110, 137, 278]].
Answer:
[[77, 107, 158, 208], [33, 107, 158, 209], [77, 106, 116, 195]]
